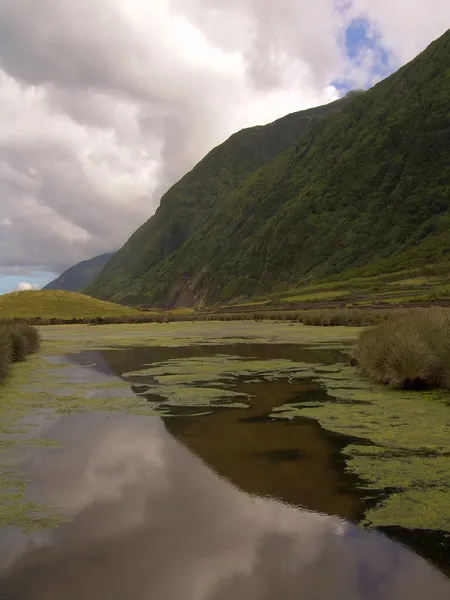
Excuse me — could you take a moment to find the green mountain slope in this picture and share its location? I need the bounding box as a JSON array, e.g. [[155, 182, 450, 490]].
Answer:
[[87, 97, 350, 304], [44, 253, 115, 292], [89, 30, 450, 307]]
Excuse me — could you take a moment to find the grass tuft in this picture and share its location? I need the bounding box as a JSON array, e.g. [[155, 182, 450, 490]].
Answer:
[[5, 325, 29, 362], [0, 324, 41, 386], [353, 310, 450, 389], [0, 333, 11, 383], [20, 324, 41, 354]]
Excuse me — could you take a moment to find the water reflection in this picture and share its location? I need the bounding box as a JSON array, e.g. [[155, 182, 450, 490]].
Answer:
[[73, 347, 367, 520], [75, 346, 450, 572], [166, 379, 366, 521], [0, 411, 449, 599]]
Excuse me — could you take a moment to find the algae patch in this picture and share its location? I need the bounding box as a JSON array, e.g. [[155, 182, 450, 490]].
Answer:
[[122, 355, 318, 409], [3, 321, 450, 538], [0, 322, 353, 532], [270, 365, 450, 532], [0, 465, 68, 533], [0, 349, 160, 532]]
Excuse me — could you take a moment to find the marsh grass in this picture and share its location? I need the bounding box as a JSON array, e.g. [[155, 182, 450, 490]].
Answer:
[[353, 310, 450, 389], [0, 308, 394, 327], [299, 309, 386, 327], [22, 324, 40, 354], [6, 325, 29, 362], [0, 324, 40, 384], [0, 333, 11, 383]]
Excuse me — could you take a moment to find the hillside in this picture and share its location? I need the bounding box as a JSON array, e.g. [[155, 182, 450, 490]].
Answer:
[[86, 96, 351, 304], [0, 290, 139, 320], [44, 253, 115, 292], [89, 30, 450, 307]]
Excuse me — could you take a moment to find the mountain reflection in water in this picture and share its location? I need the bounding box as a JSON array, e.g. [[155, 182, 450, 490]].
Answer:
[[0, 410, 449, 600]]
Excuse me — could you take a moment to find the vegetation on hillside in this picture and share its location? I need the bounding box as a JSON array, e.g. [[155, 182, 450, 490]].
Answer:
[[353, 310, 450, 389], [0, 290, 140, 320], [86, 97, 351, 305], [44, 252, 115, 292], [88, 31, 450, 307], [227, 264, 450, 309], [0, 324, 40, 385]]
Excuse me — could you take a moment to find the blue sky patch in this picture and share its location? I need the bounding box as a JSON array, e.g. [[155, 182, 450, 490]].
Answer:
[[332, 17, 395, 95], [0, 271, 56, 295]]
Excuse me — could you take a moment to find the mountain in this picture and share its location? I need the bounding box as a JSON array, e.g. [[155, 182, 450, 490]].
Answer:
[[88, 31, 450, 307], [86, 97, 351, 305], [44, 253, 115, 292]]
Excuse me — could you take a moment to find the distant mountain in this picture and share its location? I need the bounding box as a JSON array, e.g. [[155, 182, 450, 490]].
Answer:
[[88, 31, 450, 307], [44, 253, 115, 292]]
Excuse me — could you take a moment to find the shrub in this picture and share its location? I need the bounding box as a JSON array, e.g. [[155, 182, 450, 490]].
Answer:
[[0, 332, 11, 383], [21, 325, 41, 354], [353, 310, 450, 389], [298, 309, 387, 327], [0, 324, 41, 386], [6, 325, 29, 362]]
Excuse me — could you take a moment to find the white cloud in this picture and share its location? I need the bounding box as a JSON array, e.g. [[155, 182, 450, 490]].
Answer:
[[14, 281, 40, 291], [348, 1, 450, 64], [0, 0, 448, 277]]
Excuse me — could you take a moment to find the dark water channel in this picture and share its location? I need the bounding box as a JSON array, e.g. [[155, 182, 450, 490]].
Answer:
[[1, 343, 449, 599]]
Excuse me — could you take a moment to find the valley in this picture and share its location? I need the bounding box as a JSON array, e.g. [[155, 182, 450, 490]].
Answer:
[[1, 21, 450, 600]]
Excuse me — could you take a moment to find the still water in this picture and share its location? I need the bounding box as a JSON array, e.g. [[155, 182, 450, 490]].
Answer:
[[0, 343, 449, 599]]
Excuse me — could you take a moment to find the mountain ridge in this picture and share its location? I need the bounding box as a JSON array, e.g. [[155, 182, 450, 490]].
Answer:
[[87, 96, 351, 303], [88, 30, 450, 307], [44, 252, 115, 292]]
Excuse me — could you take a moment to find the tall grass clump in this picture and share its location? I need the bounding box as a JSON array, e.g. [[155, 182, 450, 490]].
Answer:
[[0, 323, 40, 385], [6, 324, 29, 362], [0, 332, 12, 383], [353, 310, 450, 389], [300, 309, 386, 327], [19, 324, 41, 354]]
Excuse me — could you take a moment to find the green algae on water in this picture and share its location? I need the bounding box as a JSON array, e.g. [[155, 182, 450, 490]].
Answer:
[[1, 322, 353, 532], [362, 489, 450, 531], [0, 465, 68, 533], [270, 363, 450, 532], [2, 321, 450, 537]]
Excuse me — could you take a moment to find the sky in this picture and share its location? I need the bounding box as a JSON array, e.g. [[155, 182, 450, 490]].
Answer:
[[0, 1, 449, 294]]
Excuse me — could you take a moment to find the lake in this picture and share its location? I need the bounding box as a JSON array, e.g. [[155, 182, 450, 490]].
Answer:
[[0, 323, 449, 598]]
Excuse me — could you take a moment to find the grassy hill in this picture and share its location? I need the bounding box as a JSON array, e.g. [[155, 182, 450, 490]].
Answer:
[[44, 252, 115, 292], [0, 290, 139, 320], [89, 30, 450, 308], [87, 96, 351, 305]]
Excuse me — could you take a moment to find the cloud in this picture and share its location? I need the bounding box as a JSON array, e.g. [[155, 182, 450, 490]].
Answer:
[[346, 1, 450, 64], [0, 1, 448, 278], [14, 281, 40, 291]]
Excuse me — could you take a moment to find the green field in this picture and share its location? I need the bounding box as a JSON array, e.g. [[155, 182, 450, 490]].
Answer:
[[225, 267, 450, 309]]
